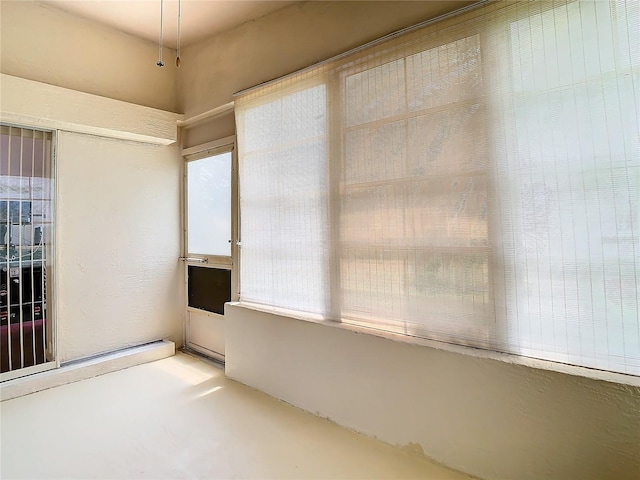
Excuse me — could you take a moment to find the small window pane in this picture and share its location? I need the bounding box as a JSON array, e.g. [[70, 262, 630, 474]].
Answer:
[[188, 266, 231, 315], [187, 152, 232, 256]]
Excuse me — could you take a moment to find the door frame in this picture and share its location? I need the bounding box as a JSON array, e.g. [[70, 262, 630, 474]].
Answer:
[[181, 135, 239, 361]]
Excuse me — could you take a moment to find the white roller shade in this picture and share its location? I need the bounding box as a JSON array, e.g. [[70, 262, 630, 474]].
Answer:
[[236, 0, 640, 376]]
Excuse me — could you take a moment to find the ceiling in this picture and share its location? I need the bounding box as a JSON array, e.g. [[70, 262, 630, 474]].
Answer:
[[40, 0, 299, 49]]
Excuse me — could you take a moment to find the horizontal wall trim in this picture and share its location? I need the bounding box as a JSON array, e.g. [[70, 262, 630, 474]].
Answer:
[[182, 135, 235, 157], [0, 74, 182, 145], [177, 102, 234, 129]]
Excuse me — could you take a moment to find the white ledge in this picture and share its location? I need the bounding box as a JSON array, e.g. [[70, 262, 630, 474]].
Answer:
[[227, 302, 640, 388], [0, 74, 182, 145], [0, 340, 175, 401]]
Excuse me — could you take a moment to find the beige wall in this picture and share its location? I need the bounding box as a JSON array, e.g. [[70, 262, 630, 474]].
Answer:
[[178, 0, 473, 145], [182, 113, 236, 151], [0, 1, 178, 112]]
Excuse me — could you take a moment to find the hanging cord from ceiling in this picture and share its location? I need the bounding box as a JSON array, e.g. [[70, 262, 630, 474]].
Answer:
[[176, 0, 181, 67], [157, 0, 165, 67]]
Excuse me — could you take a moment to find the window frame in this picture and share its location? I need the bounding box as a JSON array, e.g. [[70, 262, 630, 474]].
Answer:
[[182, 135, 239, 304], [330, 28, 498, 346]]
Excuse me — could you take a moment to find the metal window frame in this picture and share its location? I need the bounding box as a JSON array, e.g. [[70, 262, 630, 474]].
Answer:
[[0, 123, 58, 383]]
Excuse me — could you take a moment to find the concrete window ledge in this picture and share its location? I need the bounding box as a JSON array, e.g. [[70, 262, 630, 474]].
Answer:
[[227, 302, 640, 388]]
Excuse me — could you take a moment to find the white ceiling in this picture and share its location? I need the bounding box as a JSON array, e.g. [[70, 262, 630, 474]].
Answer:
[[40, 0, 299, 49]]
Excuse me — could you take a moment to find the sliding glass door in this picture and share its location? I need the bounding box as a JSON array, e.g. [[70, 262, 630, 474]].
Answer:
[[0, 125, 56, 381]]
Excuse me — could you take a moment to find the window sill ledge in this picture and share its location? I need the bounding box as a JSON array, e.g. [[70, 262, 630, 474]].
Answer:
[[227, 302, 640, 388]]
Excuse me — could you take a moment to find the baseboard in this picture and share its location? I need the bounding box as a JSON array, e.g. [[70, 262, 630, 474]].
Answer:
[[0, 340, 175, 401]]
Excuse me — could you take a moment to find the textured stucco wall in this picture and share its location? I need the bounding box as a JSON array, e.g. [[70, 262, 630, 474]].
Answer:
[[56, 132, 183, 362], [226, 304, 640, 480]]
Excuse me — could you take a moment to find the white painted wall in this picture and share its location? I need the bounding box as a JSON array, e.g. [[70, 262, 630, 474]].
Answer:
[[56, 131, 182, 363], [0, 0, 177, 112], [225, 304, 640, 480]]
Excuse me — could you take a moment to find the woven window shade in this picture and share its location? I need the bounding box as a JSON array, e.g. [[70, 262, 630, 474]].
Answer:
[[236, 0, 640, 375]]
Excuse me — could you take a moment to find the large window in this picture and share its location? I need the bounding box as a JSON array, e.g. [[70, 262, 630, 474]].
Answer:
[[238, 84, 329, 314], [339, 32, 493, 344], [235, 0, 640, 376]]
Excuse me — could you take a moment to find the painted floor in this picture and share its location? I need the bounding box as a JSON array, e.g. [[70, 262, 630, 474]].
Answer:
[[1, 352, 474, 479]]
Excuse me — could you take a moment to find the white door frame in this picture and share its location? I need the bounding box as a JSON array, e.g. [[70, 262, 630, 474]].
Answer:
[[181, 135, 238, 361]]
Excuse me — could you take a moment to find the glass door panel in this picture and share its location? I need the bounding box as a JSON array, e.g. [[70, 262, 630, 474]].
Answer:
[[187, 152, 232, 257]]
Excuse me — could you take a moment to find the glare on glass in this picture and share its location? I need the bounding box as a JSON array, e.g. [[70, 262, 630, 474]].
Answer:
[[187, 152, 232, 256]]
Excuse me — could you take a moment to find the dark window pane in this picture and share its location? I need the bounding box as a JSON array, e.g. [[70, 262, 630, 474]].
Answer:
[[188, 266, 231, 315]]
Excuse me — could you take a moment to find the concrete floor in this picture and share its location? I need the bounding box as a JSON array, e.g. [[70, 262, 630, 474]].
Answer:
[[1, 352, 474, 479]]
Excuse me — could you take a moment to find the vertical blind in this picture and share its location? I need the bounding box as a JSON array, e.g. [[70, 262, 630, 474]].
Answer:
[[236, 0, 640, 376]]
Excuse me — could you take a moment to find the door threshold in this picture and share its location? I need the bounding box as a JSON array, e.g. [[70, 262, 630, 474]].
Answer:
[[181, 345, 225, 369]]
